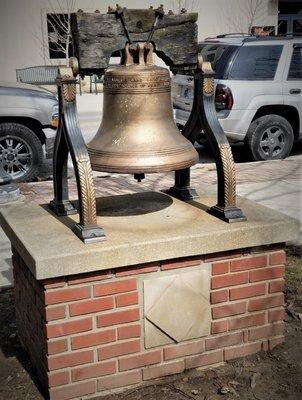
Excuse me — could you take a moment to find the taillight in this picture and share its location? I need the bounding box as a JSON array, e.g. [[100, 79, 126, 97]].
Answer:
[[215, 84, 234, 111]]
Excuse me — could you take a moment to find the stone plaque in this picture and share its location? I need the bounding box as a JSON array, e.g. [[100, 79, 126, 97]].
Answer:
[[144, 266, 211, 348]]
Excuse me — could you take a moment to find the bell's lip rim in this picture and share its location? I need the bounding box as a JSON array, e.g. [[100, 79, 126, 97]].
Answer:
[[87, 146, 199, 173], [89, 157, 199, 174], [87, 143, 197, 157]]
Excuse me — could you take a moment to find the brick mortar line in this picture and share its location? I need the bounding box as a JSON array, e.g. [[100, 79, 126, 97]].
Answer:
[[211, 320, 285, 336], [210, 299, 282, 309], [222, 339, 265, 352], [96, 337, 142, 349], [115, 347, 163, 362], [49, 378, 97, 391], [206, 323, 283, 341], [185, 360, 225, 373], [211, 279, 283, 292], [48, 326, 118, 342], [211, 266, 285, 280], [47, 339, 119, 357], [211, 306, 283, 321], [211, 275, 285, 290], [47, 358, 109, 373], [210, 291, 284, 307], [44, 283, 92, 293], [46, 301, 139, 326], [44, 275, 139, 293]]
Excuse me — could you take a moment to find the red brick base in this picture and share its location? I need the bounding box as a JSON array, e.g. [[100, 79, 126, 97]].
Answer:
[[12, 244, 286, 400]]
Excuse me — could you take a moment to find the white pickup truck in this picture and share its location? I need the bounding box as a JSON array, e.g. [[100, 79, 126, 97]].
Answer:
[[172, 34, 302, 161]]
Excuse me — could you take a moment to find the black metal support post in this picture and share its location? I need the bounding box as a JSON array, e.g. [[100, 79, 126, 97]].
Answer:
[[49, 67, 106, 243], [168, 57, 246, 223], [166, 168, 198, 200]]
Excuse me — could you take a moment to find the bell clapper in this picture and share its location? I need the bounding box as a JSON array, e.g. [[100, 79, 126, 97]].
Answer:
[[134, 173, 145, 183]]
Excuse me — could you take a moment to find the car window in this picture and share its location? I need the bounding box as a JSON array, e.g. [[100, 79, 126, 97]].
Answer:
[[228, 45, 283, 80], [288, 46, 302, 80], [199, 44, 238, 79]]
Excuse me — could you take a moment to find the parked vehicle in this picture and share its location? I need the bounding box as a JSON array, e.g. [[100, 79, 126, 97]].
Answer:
[[172, 34, 302, 160], [0, 82, 58, 182]]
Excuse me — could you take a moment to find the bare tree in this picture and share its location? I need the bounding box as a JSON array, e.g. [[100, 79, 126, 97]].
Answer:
[[46, 0, 78, 65], [222, 0, 269, 34], [245, 0, 268, 33]]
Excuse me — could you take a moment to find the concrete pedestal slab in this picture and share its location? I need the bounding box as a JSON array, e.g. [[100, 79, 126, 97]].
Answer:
[[0, 191, 299, 280]]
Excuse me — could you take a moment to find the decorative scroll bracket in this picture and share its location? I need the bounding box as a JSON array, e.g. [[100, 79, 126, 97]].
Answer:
[[167, 57, 246, 223], [49, 65, 105, 243]]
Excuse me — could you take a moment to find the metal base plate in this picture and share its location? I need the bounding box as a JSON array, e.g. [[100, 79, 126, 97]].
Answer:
[[73, 223, 106, 244], [49, 200, 78, 217], [208, 205, 247, 223], [164, 186, 199, 201]]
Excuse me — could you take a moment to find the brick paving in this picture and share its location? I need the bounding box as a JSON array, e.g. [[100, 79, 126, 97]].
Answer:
[[18, 155, 302, 205]]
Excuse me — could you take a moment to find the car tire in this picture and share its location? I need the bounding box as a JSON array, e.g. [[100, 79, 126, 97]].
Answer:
[[246, 115, 294, 161], [0, 122, 43, 182]]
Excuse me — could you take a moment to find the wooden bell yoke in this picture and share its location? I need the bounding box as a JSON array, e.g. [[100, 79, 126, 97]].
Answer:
[[50, 5, 246, 244]]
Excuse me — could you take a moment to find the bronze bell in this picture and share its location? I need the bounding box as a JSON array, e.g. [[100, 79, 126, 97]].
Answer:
[[88, 42, 199, 175]]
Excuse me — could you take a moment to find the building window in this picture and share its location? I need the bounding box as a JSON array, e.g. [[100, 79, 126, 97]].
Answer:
[[279, 1, 302, 14], [278, 1, 302, 34], [47, 13, 73, 59]]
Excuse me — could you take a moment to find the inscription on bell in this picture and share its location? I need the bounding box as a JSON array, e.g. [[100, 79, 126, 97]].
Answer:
[[104, 71, 171, 93]]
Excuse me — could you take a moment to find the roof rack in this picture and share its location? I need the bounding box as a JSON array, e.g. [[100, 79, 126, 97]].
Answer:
[[203, 33, 302, 43], [284, 32, 302, 37], [216, 33, 251, 38], [243, 35, 296, 42]]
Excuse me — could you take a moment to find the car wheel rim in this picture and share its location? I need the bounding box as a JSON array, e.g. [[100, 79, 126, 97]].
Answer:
[[259, 126, 286, 158], [0, 135, 33, 180]]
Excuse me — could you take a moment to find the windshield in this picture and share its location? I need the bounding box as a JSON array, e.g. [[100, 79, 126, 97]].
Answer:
[[199, 43, 238, 79]]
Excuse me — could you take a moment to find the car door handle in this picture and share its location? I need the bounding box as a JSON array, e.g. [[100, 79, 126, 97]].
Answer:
[[289, 89, 301, 94]]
